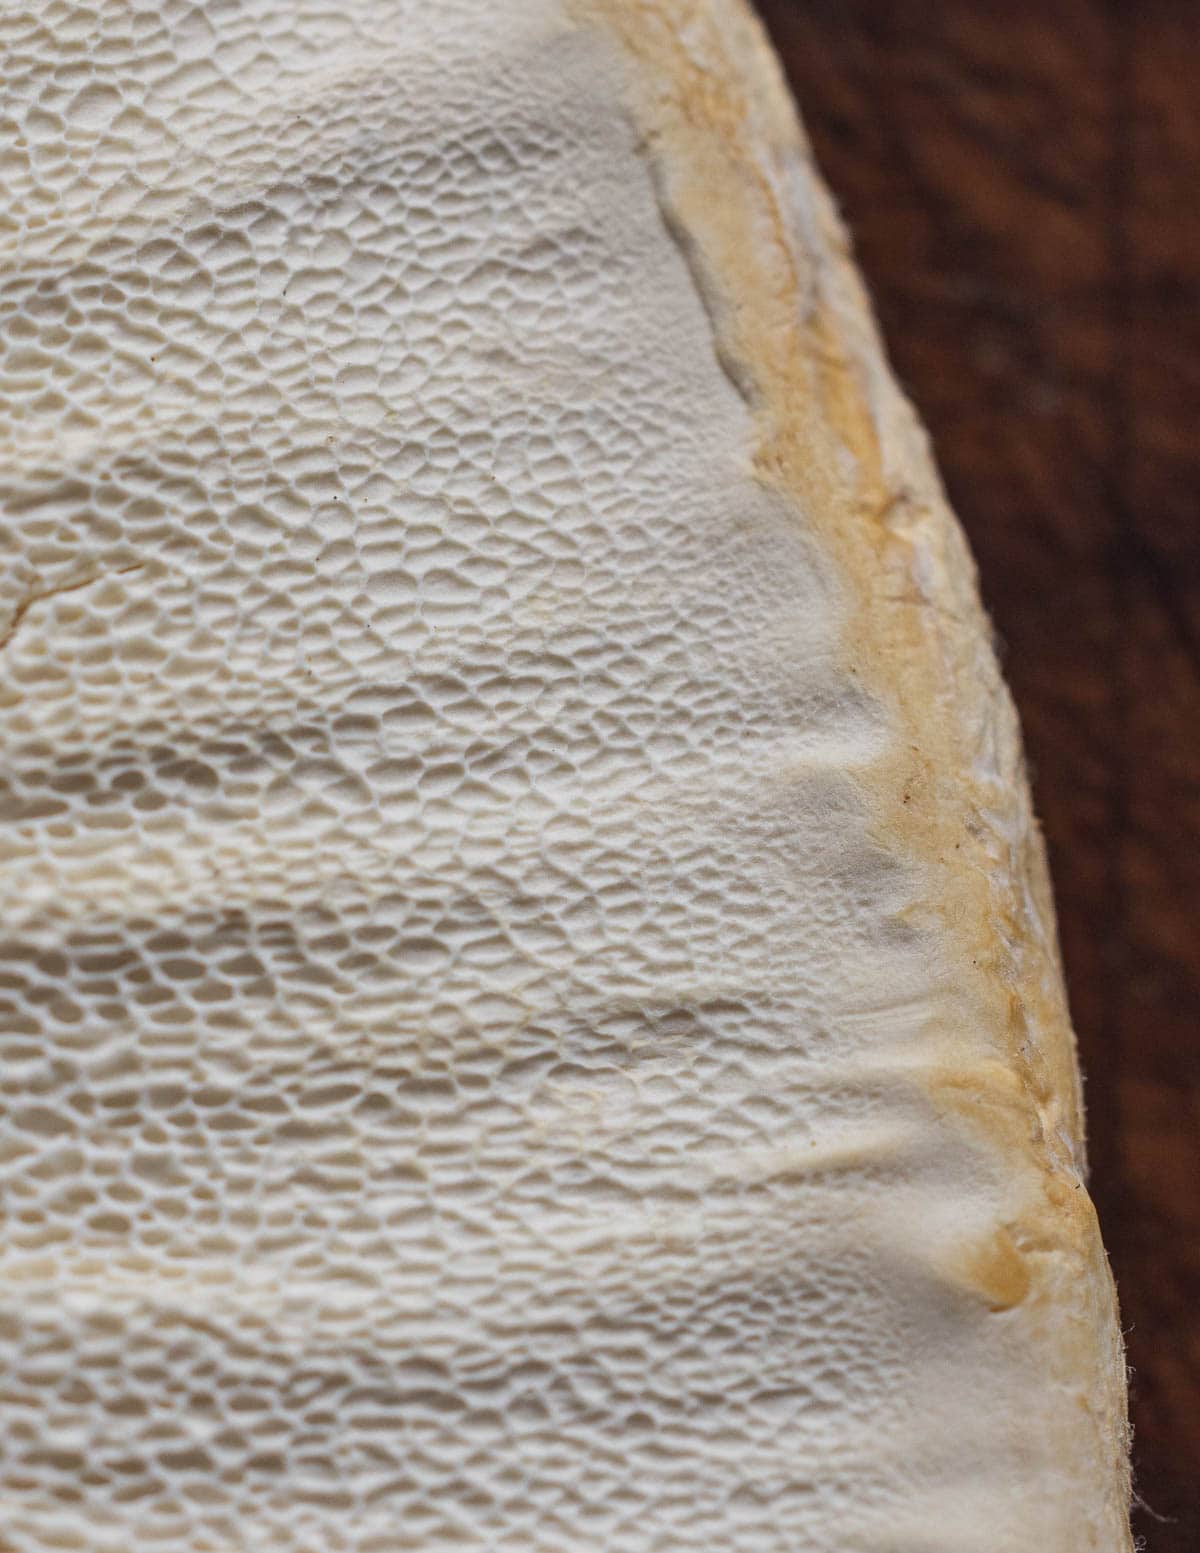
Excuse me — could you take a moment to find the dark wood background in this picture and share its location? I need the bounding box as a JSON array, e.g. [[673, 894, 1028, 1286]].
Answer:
[[751, 3, 1199, 1547]]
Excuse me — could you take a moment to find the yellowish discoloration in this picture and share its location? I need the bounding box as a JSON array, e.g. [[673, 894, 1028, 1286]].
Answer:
[[954, 1228, 1034, 1314], [572, 0, 1130, 1542]]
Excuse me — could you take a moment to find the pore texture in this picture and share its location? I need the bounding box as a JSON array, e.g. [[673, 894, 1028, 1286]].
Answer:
[[0, 2, 1129, 1550]]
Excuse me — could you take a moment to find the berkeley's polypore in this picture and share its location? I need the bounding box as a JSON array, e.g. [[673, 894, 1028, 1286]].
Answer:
[[0, 2, 1130, 1549]]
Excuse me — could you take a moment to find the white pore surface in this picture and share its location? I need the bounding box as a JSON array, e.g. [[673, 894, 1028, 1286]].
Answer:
[[1, 4, 1081, 1551]]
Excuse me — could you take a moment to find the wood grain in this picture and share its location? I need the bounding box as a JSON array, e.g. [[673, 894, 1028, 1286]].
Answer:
[[751, 3, 1200, 1546]]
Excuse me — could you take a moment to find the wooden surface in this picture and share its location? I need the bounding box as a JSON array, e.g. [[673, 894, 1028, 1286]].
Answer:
[[751, 3, 1199, 1546]]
